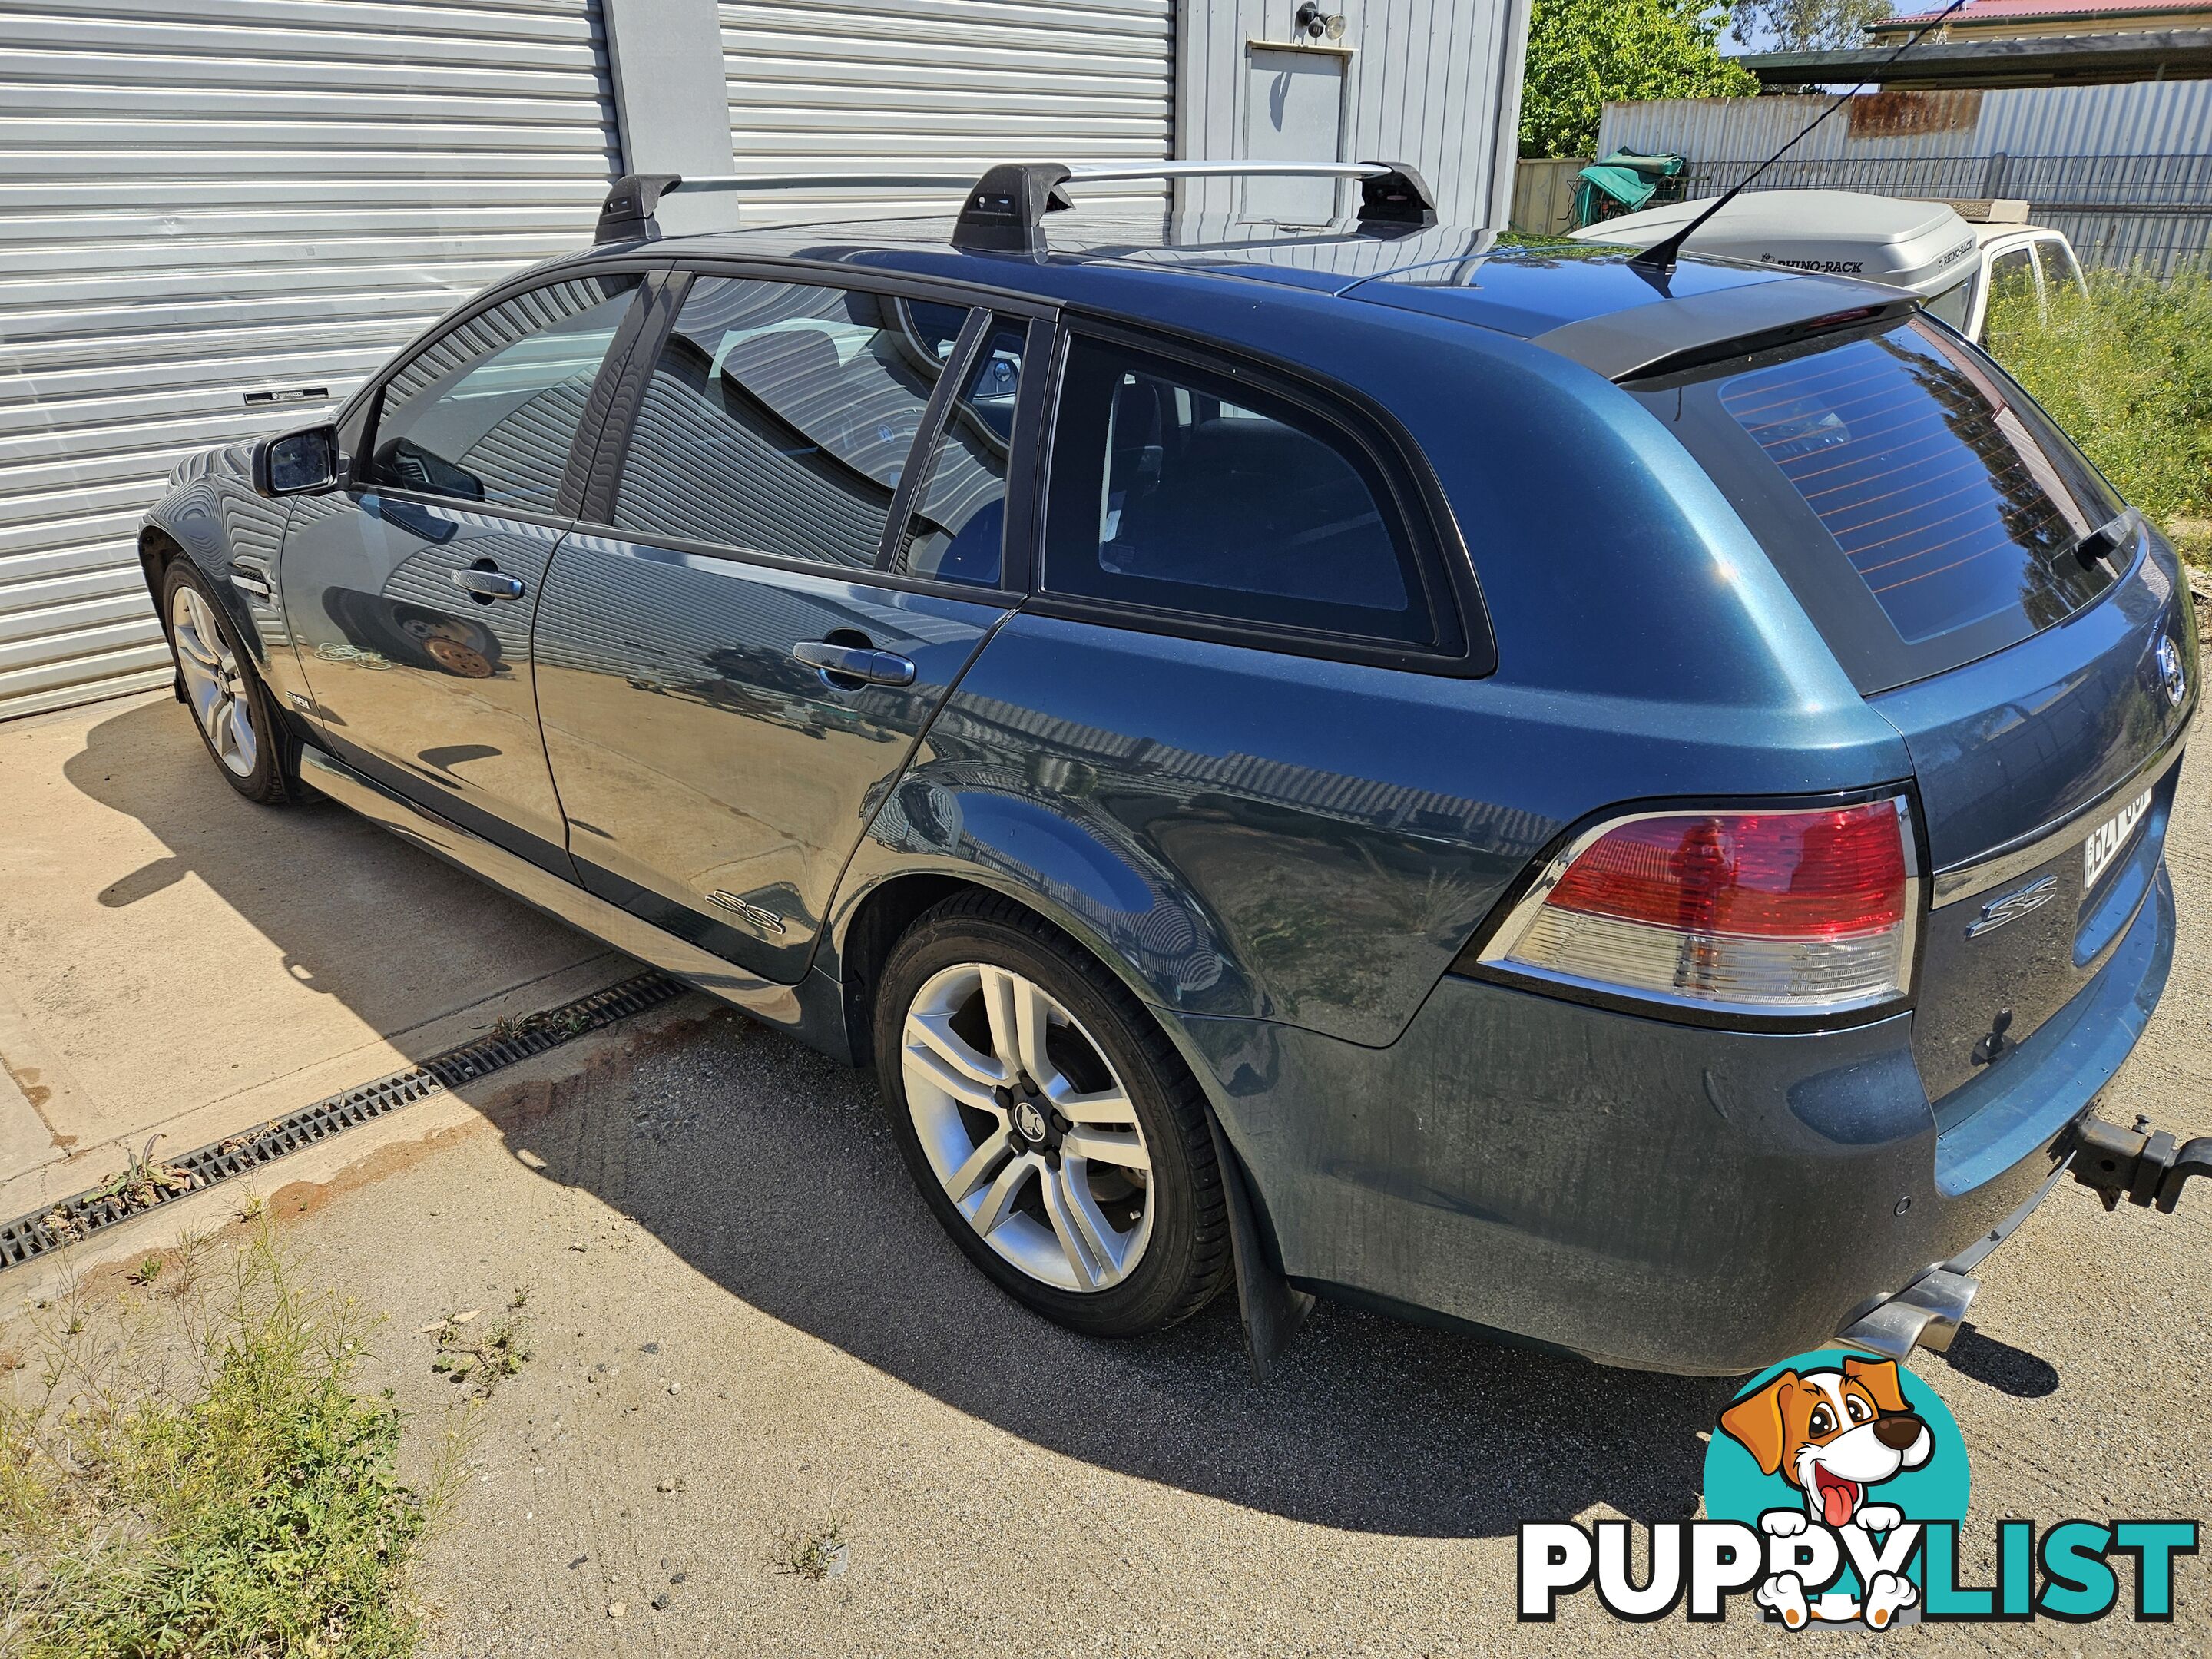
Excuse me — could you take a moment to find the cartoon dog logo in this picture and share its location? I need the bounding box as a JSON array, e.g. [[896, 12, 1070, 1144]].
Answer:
[[1718, 1356, 1934, 1628]]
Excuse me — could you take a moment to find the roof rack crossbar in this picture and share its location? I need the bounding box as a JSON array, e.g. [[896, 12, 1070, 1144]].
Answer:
[[594, 159, 1438, 249]]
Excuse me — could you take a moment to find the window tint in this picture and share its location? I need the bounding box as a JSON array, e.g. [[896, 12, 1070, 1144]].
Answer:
[[369, 276, 640, 512], [1714, 320, 2120, 651], [609, 277, 966, 567], [1043, 339, 1430, 644], [896, 320, 1026, 588]]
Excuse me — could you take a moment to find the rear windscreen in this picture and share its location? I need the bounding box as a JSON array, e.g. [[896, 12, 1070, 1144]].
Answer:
[[1647, 319, 2125, 692]]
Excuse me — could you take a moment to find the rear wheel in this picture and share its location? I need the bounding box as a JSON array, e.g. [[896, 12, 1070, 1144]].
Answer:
[[875, 892, 1230, 1336], [163, 561, 298, 805]]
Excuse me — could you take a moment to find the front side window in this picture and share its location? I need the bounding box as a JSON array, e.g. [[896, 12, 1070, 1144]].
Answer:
[[609, 277, 966, 567], [368, 276, 641, 512], [1042, 338, 1432, 644]]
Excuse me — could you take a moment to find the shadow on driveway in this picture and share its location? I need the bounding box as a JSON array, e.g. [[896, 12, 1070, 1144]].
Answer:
[[495, 1010, 1743, 1541], [55, 696, 608, 1043]]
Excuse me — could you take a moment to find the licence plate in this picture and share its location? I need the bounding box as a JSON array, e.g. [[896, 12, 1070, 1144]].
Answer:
[[2082, 786, 2152, 892]]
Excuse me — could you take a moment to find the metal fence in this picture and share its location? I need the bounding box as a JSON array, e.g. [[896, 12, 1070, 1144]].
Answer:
[[1599, 88, 2212, 276]]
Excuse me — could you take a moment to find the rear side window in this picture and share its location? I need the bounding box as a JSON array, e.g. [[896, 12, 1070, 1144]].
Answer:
[[1042, 337, 1433, 646], [368, 275, 641, 512], [895, 318, 1027, 588], [1658, 319, 2123, 690], [609, 277, 967, 567]]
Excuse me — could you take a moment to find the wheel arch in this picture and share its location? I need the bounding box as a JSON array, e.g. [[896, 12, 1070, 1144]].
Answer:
[[823, 859, 1240, 1126], [832, 859, 1300, 1370]]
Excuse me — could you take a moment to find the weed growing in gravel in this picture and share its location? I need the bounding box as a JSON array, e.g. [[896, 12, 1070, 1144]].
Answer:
[[775, 1518, 850, 1581], [0, 1230, 436, 1657], [426, 1299, 534, 1401]]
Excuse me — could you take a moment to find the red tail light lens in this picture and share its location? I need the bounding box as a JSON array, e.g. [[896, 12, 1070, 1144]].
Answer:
[[1479, 800, 1917, 1015]]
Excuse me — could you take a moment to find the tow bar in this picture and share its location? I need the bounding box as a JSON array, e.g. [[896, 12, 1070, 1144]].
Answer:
[[1839, 1111, 2209, 1363], [2064, 1112, 2212, 1214]]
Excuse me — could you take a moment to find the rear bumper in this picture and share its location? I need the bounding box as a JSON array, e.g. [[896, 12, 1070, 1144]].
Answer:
[[1181, 860, 2176, 1376]]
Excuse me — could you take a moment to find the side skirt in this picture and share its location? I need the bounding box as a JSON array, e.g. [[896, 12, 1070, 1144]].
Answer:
[[298, 747, 856, 1061]]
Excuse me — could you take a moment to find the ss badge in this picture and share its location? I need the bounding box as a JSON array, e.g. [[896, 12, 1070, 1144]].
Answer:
[[1966, 875, 2059, 939]]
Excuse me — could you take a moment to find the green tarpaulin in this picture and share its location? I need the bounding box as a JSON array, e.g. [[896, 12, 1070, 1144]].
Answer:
[[1574, 150, 1684, 229]]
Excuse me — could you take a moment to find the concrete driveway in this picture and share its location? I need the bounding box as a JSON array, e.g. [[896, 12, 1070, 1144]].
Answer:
[[0, 690, 639, 1221], [2, 692, 2208, 1654]]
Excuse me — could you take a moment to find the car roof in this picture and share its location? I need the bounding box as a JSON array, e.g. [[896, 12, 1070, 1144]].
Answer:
[[583, 205, 1901, 380]]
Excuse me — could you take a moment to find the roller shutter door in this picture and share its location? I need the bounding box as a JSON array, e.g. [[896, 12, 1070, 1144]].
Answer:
[[0, 0, 618, 720], [723, 0, 1173, 217]]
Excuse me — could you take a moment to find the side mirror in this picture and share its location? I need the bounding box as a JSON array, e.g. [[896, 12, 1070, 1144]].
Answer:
[[252, 425, 340, 498]]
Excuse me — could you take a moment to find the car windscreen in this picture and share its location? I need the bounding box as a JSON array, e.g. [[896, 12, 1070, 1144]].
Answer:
[[1639, 316, 2125, 693]]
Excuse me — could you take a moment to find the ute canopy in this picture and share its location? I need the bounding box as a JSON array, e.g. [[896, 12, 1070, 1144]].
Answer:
[[1568, 187, 1979, 301]]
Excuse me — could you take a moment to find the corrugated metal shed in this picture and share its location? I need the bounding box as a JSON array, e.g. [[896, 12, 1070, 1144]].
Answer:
[[0, 0, 618, 720], [1177, 0, 1525, 229], [721, 0, 1177, 217]]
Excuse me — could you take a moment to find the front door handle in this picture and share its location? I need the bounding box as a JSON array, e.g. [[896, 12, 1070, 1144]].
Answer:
[[793, 639, 917, 687], [450, 567, 526, 601]]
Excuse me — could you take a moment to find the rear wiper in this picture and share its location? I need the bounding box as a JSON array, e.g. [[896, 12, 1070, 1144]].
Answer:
[[2074, 508, 2140, 566]]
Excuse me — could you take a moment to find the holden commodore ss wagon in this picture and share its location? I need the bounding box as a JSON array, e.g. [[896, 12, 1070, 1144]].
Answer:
[[139, 162, 2199, 1376]]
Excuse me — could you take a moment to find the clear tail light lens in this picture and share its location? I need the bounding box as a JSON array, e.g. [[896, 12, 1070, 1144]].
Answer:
[[1477, 799, 1918, 1016]]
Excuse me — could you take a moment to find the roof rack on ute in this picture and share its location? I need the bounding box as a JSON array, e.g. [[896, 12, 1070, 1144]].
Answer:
[[591, 161, 1437, 251]]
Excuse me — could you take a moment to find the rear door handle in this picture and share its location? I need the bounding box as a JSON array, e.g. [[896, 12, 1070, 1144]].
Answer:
[[450, 567, 526, 601], [793, 639, 916, 687]]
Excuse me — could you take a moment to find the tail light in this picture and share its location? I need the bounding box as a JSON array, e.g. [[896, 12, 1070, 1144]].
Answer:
[[1475, 798, 1919, 1017]]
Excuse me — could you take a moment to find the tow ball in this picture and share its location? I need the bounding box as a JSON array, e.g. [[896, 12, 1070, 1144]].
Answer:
[[2064, 1114, 2212, 1214]]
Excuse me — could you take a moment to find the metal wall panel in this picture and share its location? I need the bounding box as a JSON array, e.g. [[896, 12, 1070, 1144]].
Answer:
[[1598, 86, 2211, 274], [0, 0, 618, 720], [1601, 83, 2212, 165], [1177, 0, 1525, 228], [722, 0, 1175, 218]]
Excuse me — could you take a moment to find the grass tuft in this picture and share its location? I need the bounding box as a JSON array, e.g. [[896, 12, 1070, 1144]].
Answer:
[[773, 1518, 849, 1582], [1985, 265, 2212, 569], [0, 1232, 432, 1657]]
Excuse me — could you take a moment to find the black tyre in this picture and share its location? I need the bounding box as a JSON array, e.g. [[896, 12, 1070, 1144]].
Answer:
[[161, 559, 300, 806], [874, 890, 1231, 1337]]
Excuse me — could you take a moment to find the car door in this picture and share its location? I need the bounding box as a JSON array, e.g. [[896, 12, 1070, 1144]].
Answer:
[[280, 270, 651, 868], [532, 267, 1047, 980]]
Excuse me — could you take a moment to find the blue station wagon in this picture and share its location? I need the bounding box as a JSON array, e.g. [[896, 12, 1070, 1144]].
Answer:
[[141, 162, 2199, 1376]]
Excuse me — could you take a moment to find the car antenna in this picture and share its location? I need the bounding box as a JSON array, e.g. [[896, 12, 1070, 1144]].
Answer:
[[1628, 0, 1971, 277]]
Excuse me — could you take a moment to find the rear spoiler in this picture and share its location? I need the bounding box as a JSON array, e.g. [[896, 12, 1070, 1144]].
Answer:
[[1530, 276, 1920, 385]]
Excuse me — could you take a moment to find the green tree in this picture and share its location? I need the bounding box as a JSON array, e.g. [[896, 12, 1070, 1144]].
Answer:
[[1518, 0, 1760, 159], [1730, 0, 1894, 53]]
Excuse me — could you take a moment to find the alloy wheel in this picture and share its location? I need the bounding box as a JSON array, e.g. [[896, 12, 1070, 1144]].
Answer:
[[171, 582, 258, 778], [900, 962, 1154, 1292]]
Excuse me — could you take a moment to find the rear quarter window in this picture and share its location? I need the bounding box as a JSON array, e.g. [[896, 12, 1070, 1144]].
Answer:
[[1648, 318, 2125, 692], [1041, 336, 1440, 650]]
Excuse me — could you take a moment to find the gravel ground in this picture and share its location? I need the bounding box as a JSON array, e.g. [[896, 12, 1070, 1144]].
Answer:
[[17, 765, 2211, 1657], [271, 945, 2208, 1657]]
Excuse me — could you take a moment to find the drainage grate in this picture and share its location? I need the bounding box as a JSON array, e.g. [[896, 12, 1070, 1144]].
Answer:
[[0, 970, 684, 1271]]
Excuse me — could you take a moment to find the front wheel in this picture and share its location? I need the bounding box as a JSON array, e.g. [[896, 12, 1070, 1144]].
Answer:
[[162, 560, 298, 806], [874, 892, 1231, 1338]]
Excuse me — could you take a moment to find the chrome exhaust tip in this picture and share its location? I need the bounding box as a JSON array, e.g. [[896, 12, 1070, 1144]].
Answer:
[[1835, 1267, 1979, 1361]]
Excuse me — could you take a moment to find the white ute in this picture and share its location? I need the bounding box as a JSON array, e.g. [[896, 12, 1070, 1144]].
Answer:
[[1568, 187, 2088, 345]]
